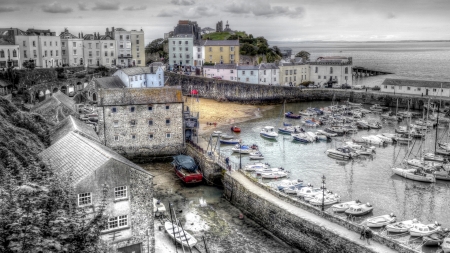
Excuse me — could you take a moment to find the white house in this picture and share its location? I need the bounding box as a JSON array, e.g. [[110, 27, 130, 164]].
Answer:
[[258, 63, 279, 85], [113, 66, 164, 88], [193, 42, 204, 67], [237, 65, 259, 84], [203, 64, 237, 81], [381, 79, 450, 97], [309, 57, 352, 87]]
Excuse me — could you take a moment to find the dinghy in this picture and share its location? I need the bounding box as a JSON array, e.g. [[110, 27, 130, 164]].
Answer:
[[365, 214, 396, 228], [345, 203, 374, 216], [331, 200, 360, 213], [165, 221, 197, 248]]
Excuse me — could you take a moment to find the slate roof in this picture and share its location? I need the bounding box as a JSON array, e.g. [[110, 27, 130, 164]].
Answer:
[[39, 132, 151, 185], [53, 91, 76, 110], [94, 76, 126, 89], [51, 115, 100, 145], [59, 31, 78, 39], [382, 79, 450, 88], [259, 63, 279, 70], [203, 40, 239, 46], [98, 86, 183, 106], [237, 65, 259, 70], [202, 64, 237, 70], [0, 38, 14, 45], [118, 67, 157, 76]]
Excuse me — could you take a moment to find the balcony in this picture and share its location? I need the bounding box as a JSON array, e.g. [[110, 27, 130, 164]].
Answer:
[[119, 54, 132, 58]]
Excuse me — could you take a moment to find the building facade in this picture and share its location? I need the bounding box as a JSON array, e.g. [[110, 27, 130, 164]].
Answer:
[[0, 41, 20, 69], [203, 40, 239, 65], [309, 57, 352, 87], [82, 32, 117, 67], [381, 79, 450, 97], [39, 116, 154, 253], [258, 63, 279, 85], [131, 30, 145, 67], [15, 29, 62, 68], [113, 66, 164, 88], [168, 34, 194, 70], [60, 28, 83, 66], [111, 28, 144, 67], [237, 65, 259, 84], [96, 86, 184, 161], [202, 64, 237, 81], [193, 43, 204, 67], [278, 62, 309, 86]]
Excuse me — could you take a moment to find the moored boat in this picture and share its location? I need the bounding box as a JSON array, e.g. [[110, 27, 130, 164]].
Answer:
[[260, 126, 278, 139], [260, 171, 288, 179], [409, 222, 441, 237], [231, 126, 241, 132], [391, 167, 436, 183], [442, 236, 450, 253], [231, 144, 254, 153], [331, 200, 360, 213], [309, 194, 340, 206], [165, 221, 198, 248], [386, 219, 420, 233], [244, 162, 270, 171], [326, 147, 357, 160], [365, 214, 396, 228], [344, 203, 374, 216], [422, 230, 450, 246], [172, 155, 203, 184], [285, 111, 301, 119], [220, 138, 241, 144]]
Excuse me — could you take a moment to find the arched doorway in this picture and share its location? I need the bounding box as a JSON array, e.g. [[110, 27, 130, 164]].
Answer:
[[45, 89, 51, 99], [53, 87, 59, 93], [92, 93, 97, 102], [73, 94, 84, 103], [60, 86, 67, 94]]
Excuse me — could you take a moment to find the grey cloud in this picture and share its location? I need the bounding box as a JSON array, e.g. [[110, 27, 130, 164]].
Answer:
[[170, 0, 195, 6], [223, 2, 251, 14], [78, 3, 88, 11], [0, 6, 19, 12], [92, 1, 119, 11], [194, 6, 214, 17], [157, 6, 214, 18], [223, 1, 304, 18], [387, 12, 396, 19], [42, 2, 73, 13], [157, 10, 173, 17], [123, 6, 147, 11]]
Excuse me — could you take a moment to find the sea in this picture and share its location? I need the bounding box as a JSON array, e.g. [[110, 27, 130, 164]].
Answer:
[[215, 103, 450, 253], [269, 41, 450, 88]]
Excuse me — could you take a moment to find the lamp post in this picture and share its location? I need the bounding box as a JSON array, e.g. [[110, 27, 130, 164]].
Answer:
[[321, 175, 326, 211], [239, 142, 242, 171]]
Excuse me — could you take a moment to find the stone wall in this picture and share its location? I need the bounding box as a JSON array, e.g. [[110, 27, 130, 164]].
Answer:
[[165, 72, 450, 110], [185, 143, 223, 184], [222, 171, 419, 253]]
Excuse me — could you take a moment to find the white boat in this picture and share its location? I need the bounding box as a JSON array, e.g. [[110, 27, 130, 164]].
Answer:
[[375, 134, 395, 143], [292, 132, 313, 143], [164, 221, 198, 248], [231, 145, 253, 153], [211, 131, 222, 137], [432, 166, 450, 181], [260, 126, 278, 139], [254, 167, 285, 175], [220, 139, 241, 144], [409, 222, 441, 237], [365, 214, 396, 228], [244, 162, 270, 171], [305, 132, 318, 142], [220, 134, 235, 139], [368, 121, 382, 129], [395, 126, 408, 134], [382, 133, 396, 139], [325, 126, 345, 135], [276, 179, 303, 191], [296, 187, 321, 198], [309, 194, 340, 206], [331, 200, 360, 213], [391, 167, 436, 183], [410, 123, 428, 131], [153, 198, 166, 216], [315, 132, 331, 141], [326, 147, 357, 160], [442, 237, 450, 253], [386, 219, 421, 233], [317, 129, 337, 137], [299, 110, 316, 117], [345, 141, 376, 153], [361, 135, 385, 145], [249, 154, 265, 160], [344, 203, 374, 216], [278, 126, 297, 134], [260, 171, 288, 179], [424, 153, 446, 162]]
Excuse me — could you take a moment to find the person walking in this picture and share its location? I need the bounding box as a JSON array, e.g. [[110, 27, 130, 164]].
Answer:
[[365, 228, 373, 244], [360, 226, 366, 240]]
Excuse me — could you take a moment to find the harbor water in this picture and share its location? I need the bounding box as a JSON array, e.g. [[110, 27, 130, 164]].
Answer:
[[214, 101, 450, 236]]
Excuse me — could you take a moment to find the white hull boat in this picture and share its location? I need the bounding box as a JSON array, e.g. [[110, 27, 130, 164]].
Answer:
[[292, 133, 314, 143], [255, 167, 285, 175], [297, 187, 322, 198], [165, 221, 198, 248], [409, 223, 441, 237], [249, 154, 264, 160], [423, 153, 445, 162], [260, 126, 279, 139], [331, 200, 360, 213], [211, 131, 222, 137], [345, 203, 374, 216], [244, 163, 270, 171], [276, 179, 303, 191], [260, 171, 288, 179], [382, 133, 396, 139], [309, 194, 340, 206], [317, 129, 337, 137], [391, 167, 436, 183], [365, 214, 396, 228], [386, 219, 420, 233], [376, 134, 395, 143], [361, 135, 385, 145], [326, 147, 357, 160], [299, 110, 316, 117]]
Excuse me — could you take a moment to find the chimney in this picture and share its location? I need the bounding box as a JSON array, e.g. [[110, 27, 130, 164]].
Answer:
[[81, 32, 84, 38], [78, 32, 81, 38]]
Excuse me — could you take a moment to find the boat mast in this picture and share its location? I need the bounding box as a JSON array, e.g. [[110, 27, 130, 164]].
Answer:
[[435, 103, 439, 153]]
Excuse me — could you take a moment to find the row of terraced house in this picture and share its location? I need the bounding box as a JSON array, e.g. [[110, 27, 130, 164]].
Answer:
[[0, 27, 145, 69]]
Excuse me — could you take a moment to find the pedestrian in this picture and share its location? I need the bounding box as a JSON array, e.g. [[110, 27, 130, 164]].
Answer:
[[365, 228, 373, 244], [360, 226, 366, 240], [366, 87, 368, 92], [225, 157, 229, 166]]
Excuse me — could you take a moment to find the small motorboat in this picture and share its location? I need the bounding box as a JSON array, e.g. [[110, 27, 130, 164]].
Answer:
[[153, 198, 166, 217], [422, 229, 450, 246], [409, 222, 441, 237], [296, 186, 321, 198], [316, 132, 331, 141], [244, 162, 270, 171], [260, 126, 278, 139], [231, 126, 241, 132], [165, 221, 198, 248], [220, 134, 235, 139], [249, 153, 265, 160], [211, 131, 222, 137], [391, 167, 436, 183], [386, 219, 420, 233], [278, 126, 297, 134], [442, 236, 450, 253], [317, 129, 337, 137], [361, 135, 385, 145], [356, 120, 370, 129], [375, 134, 395, 144], [345, 141, 376, 155], [326, 147, 357, 160], [424, 153, 446, 162], [254, 167, 285, 175], [285, 111, 301, 119], [325, 127, 345, 135], [220, 138, 241, 145], [260, 171, 288, 179], [172, 155, 203, 184], [331, 200, 360, 213], [276, 179, 303, 192], [345, 203, 374, 216], [292, 132, 313, 143], [299, 110, 316, 117], [231, 144, 254, 154], [305, 132, 318, 142], [309, 194, 340, 206], [365, 214, 396, 228]]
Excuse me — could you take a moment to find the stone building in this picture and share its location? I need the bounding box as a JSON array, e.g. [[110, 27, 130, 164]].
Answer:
[[31, 91, 77, 123], [39, 116, 154, 253], [113, 66, 164, 88], [96, 86, 184, 162], [84, 76, 126, 103], [309, 56, 352, 87], [59, 28, 84, 66], [216, 21, 223, 32]]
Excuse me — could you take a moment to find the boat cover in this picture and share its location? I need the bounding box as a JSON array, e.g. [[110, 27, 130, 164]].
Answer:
[[173, 155, 198, 172]]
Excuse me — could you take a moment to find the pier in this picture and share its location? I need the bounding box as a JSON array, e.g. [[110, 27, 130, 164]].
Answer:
[[352, 66, 393, 77]]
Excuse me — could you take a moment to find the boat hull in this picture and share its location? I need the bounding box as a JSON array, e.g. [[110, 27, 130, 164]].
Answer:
[[392, 168, 436, 183], [175, 168, 203, 184]]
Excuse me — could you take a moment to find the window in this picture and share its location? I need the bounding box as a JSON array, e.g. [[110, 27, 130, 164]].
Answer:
[[56, 50, 58, 56], [209, 47, 212, 52], [0, 50, 3, 58], [318, 75, 321, 79], [242, 71, 245, 75], [148, 119, 153, 126], [407, 87, 411, 90], [230, 46, 234, 52], [250, 71, 254, 75], [110, 43, 114, 48], [50, 41, 52, 46], [285, 70, 288, 75], [230, 54, 234, 60], [185, 41, 188, 44], [113, 120, 119, 127], [294, 76, 296, 81], [130, 120, 136, 127], [56, 41, 58, 46], [197, 54, 200, 58], [330, 67, 333, 74], [384, 85, 387, 89], [33, 50, 37, 57], [44, 41, 47, 46], [315, 67, 318, 73], [294, 69, 297, 74], [112, 107, 117, 113], [96, 51, 99, 56], [220, 47, 223, 52], [96, 43, 99, 49], [166, 133, 172, 138], [324, 76, 326, 79], [137, 46, 140, 52], [285, 77, 288, 82], [108, 215, 128, 230], [263, 70, 266, 75], [264, 78, 266, 82], [179, 41, 181, 45], [230, 70, 234, 73], [418, 88, 421, 91], [433, 89, 437, 92], [44, 50, 47, 57], [111, 51, 114, 57], [345, 67, 348, 74], [391, 86, 394, 89], [290, 70, 293, 75], [220, 56, 223, 60], [104, 44, 107, 49], [73, 42, 76, 47], [32, 41, 36, 47], [114, 135, 119, 141], [166, 105, 170, 109], [23, 41, 26, 47], [78, 193, 92, 206], [105, 51, 107, 56], [50, 50, 53, 57], [114, 186, 127, 199], [23, 50, 27, 58], [136, 40, 139, 44], [246, 78, 249, 82], [185, 47, 188, 51], [106, 58, 109, 63], [131, 134, 136, 140], [197, 47, 201, 52], [148, 133, 154, 139], [73, 50, 77, 55], [126, 35, 130, 40], [166, 119, 170, 125]]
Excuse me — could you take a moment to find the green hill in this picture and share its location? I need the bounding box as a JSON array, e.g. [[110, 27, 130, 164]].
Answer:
[[202, 31, 248, 40]]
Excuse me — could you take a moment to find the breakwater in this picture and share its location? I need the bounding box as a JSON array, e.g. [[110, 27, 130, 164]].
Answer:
[[166, 72, 449, 110]]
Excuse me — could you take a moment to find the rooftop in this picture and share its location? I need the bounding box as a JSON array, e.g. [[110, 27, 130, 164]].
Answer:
[[50, 115, 100, 145], [31, 91, 75, 113], [98, 86, 183, 106], [94, 76, 126, 89], [203, 40, 240, 46], [203, 64, 237, 70], [39, 132, 151, 185], [259, 63, 279, 70], [0, 38, 14, 45], [117, 67, 159, 76], [382, 78, 450, 88], [237, 65, 259, 70]]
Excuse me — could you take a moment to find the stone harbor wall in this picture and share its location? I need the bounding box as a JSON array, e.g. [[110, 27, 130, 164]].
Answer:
[[222, 171, 419, 253], [165, 72, 450, 110], [185, 142, 223, 185]]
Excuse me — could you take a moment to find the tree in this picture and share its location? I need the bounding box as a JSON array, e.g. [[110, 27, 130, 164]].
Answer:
[[22, 59, 35, 70], [295, 51, 310, 61], [145, 38, 165, 55], [240, 43, 257, 56]]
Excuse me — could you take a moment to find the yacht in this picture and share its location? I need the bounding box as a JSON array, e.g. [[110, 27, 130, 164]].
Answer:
[[260, 126, 278, 139]]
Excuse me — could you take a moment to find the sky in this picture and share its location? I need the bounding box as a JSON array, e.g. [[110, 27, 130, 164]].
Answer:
[[1, 0, 450, 45]]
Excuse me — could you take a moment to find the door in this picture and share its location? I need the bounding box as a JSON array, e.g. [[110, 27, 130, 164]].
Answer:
[[426, 89, 429, 96], [117, 243, 141, 253]]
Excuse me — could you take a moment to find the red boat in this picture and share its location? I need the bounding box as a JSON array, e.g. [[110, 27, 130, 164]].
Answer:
[[231, 126, 241, 132], [172, 155, 203, 184]]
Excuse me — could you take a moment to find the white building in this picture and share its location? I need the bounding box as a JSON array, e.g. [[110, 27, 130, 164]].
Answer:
[[309, 57, 352, 87], [168, 34, 194, 70], [113, 66, 164, 88], [60, 28, 83, 66], [193, 42, 204, 67], [202, 64, 237, 81], [82, 32, 117, 67], [111, 28, 145, 67], [258, 63, 279, 85], [381, 79, 450, 97], [0, 40, 20, 69]]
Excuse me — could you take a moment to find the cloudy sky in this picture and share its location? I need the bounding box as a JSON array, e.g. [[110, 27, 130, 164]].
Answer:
[[1, 0, 449, 45]]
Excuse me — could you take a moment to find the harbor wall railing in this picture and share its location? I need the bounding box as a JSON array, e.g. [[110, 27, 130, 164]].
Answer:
[[166, 72, 450, 110]]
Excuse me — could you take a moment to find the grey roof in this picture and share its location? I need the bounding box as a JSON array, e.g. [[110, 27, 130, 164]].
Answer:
[[203, 40, 239, 46], [202, 64, 236, 70], [98, 86, 183, 106], [51, 115, 100, 145], [237, 65, 259, 70], [94, 76, 126, 89], [118, 67, 157, 76], [53, 91, 76, 110], [39, 132, 151, 185], [259, 63, 278, 70], [0, 38, 14, 45], [382, 78, 450, 88], [149, 62, 163, 67], [31, 91, 75, 113]]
